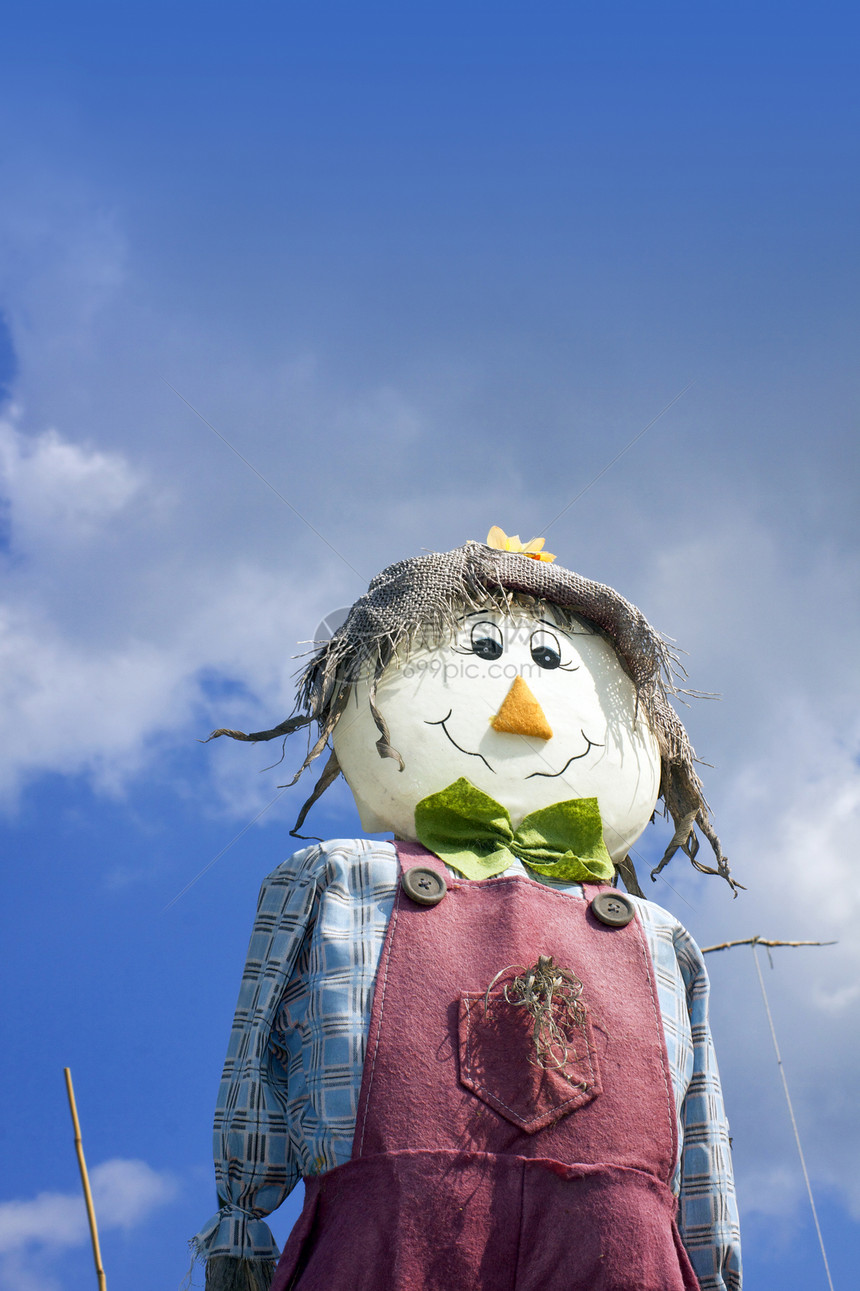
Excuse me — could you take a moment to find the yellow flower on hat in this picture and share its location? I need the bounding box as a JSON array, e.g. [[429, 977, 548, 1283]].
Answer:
[[486, 526, 555, 562]]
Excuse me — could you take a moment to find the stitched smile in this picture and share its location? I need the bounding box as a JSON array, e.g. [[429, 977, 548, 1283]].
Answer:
[[526, 732, 604, 779], [425, 712, 603, 780], [425, 710, 496, 772]]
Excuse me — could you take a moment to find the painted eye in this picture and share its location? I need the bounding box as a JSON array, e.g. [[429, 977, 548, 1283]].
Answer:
[[530, 628, 562, 670], [470, 621, 504, 661]]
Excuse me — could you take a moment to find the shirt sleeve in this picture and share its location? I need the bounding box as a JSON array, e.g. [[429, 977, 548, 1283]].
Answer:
[[190, 846, 322, 1263], [674, 926, 743, 1291]]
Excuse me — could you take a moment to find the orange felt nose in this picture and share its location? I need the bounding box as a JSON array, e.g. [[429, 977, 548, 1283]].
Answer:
[[490, 676, 553, 741]]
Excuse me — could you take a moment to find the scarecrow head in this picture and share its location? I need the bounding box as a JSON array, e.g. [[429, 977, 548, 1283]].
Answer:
[[209, 529, 736, 894]]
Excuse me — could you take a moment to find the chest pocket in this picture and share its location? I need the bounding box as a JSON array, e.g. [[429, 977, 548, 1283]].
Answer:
[[458, 983, 603, 1134]]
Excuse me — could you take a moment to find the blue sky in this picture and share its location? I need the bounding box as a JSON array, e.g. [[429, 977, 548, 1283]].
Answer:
[[1, 3, 858, 1287]]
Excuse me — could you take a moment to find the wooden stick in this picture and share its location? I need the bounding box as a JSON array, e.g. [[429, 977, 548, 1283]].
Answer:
[[701, 936, 836, 954], [64, 1068, 107, 1291]]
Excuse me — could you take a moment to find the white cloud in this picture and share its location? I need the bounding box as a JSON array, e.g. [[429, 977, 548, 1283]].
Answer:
[[0, 564, 343, 806], [0, 405, 353, 806], [0, 1158, 177, 1291], [0, 1158, 177, 1254], [0, 414, 142, 549], [89, 1158, 179, 1231], [0, 1190, 85, 1252], [0, 603, 191, 800]]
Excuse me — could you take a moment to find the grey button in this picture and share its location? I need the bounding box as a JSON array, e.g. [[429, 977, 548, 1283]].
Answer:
[[402, 866, 447, 906], [590, 890, 635, 928]]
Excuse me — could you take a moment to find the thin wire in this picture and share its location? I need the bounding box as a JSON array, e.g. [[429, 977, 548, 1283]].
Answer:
[[540, 380, 696, 536], [167, 673, 383, 911], [751, 943, 835, 1291], [162, 788, 288, 912], [163, 380, 365, 580], [645, 864, 698, 912]]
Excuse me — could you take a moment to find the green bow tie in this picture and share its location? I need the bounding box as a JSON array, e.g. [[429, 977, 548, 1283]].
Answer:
[[413, 777, 614, 883]]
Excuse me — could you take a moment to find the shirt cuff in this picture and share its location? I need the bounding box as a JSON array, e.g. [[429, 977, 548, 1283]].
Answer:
[[190, 1204, 281, 1261]]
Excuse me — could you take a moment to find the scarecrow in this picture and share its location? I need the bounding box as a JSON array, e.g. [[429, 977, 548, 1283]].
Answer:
[[191, 530, 742, 1291]]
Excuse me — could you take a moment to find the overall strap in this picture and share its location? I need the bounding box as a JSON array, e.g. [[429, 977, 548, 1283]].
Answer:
[[393, 838, 451, 880]]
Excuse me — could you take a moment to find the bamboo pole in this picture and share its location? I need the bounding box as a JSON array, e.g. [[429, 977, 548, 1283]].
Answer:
[[64, 1068, 107, 1291]]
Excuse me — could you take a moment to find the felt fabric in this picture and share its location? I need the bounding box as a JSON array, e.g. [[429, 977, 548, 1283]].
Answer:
[[413, 777, 614, 882], [490, 675, 554, 739], [274, 1154, 696, 1291], [270, 841, 700, 1290], [458, 984, 602, 1132]]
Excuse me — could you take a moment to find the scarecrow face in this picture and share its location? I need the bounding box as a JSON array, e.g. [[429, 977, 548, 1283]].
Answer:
[[333, 607, 661, 863]]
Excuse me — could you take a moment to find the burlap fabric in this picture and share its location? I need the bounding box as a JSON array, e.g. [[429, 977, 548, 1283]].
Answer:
[[208, 542, 736, 892]]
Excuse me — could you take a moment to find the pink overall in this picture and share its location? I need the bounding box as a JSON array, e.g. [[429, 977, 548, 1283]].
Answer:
[[271, 843, 701, 1290]]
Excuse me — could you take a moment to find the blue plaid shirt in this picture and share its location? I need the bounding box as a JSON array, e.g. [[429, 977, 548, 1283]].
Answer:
[[192, 838, 741, 1290]]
